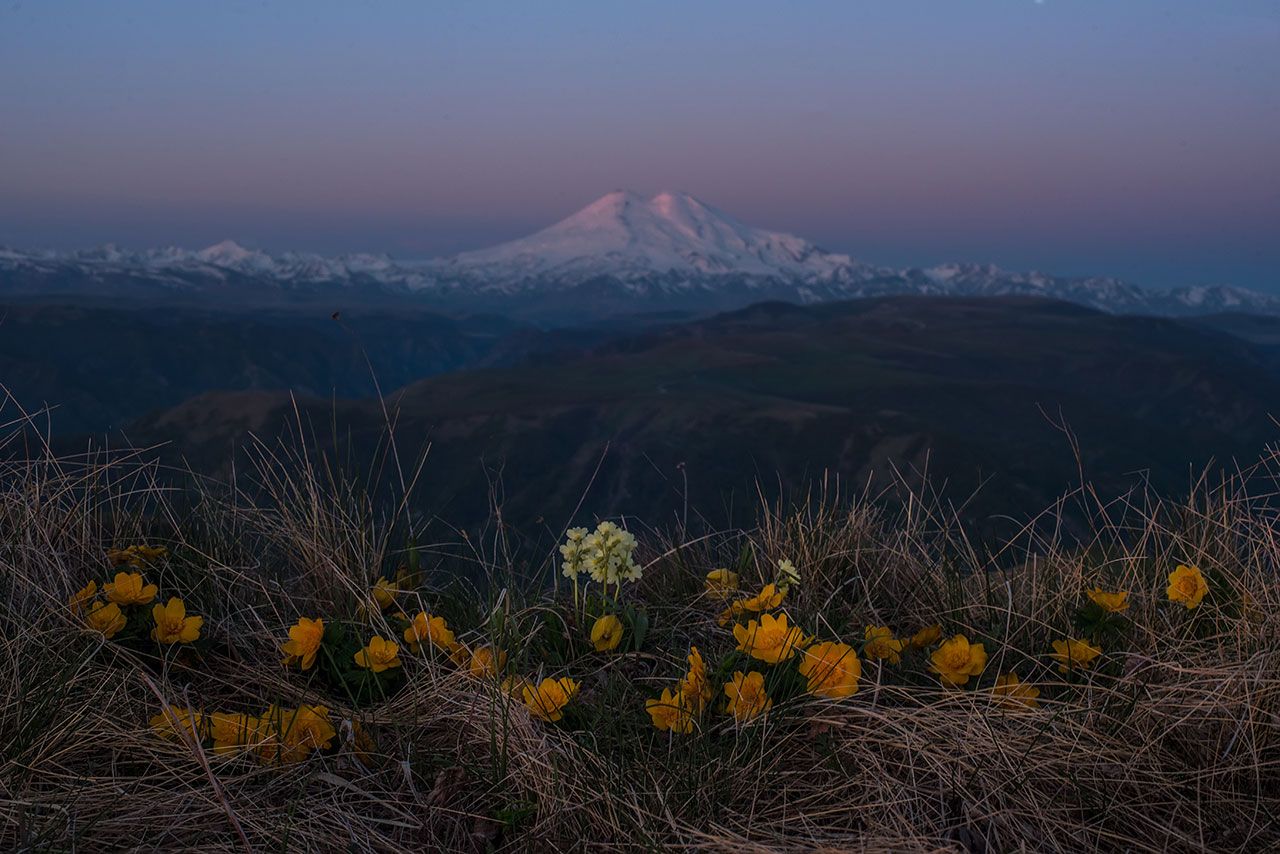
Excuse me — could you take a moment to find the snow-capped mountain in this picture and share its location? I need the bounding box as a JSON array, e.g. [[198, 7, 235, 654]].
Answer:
[[1, 190, 1276, 319]]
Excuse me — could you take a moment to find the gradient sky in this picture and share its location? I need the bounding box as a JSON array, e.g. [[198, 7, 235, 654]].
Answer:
[[1, 1, 1277, 289]]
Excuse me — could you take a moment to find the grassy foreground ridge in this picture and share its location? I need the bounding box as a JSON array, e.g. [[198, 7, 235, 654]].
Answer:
[[2, 434, 1279, 852]]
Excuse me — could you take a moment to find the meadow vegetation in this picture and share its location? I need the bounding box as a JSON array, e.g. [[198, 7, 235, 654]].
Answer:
[[1, 419, 1278, 852]]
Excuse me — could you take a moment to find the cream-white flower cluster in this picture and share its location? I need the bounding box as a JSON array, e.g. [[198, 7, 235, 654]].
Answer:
[[561, 521, 640, 585], [560, 527, 589, 579], [776, 558, 800, 589]]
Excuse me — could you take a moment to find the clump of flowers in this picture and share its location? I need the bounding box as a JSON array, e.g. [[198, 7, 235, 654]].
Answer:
[[725, 671, 772, 722], [1050, 638, 1102, 673], [863, 625, 904, 664], [798, 641, 861, 698], [151, 597, 204, 645], [775, 558, 800, 589], [280, 617, 325, 670], [734, 612, 804, 664], [1167, 564, 1208, 609], [166, 704, 337, 765], [523, 677, 580, 723], [590, 614, 624, 652], [928, 634, 987, 687], [1087, 588, 1130, 613], [992, 673, 1041, 709], [354, 636, 401, 672]]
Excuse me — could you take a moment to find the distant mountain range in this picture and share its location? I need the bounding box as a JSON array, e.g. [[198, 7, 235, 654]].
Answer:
[[117, 296, 1280, 533], [3, 191, 1277, 320]]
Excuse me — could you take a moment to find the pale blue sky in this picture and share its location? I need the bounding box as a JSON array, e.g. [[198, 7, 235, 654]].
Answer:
[[1, 1, 1277, 288]]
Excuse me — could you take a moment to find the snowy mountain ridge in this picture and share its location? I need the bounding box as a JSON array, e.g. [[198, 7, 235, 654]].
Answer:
[[1, 190, 1276, 318]]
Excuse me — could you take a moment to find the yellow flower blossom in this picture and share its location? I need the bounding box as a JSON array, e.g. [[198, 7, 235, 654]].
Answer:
[[725, 671, 772, 722], [501, 674, 533, 700], [704, 568, 739, 595], [261, 705, 336, 764], [928, 634, 988, 687], [103, 571, 158, 606], [84, 601, 126, 639], [739, 583, 786, 613], [403, 611, 455, 654], [150, 705, 206, 741], [107, 545, 168, 567], [468, 644, 507, 678], [733, 612, 804, 664], [590, 614, 624, 652], [907, 624, 942, 650], [370, 578, 399, 611], [646, 687, 696, 733], [151, 597, 203, 645], [678, 646, 713, 711], [209, 712, 265, 755], [992, 673, 1041, 710], [68, 580, 97, 616], [1050, 638, 1102, 673], [354, 635, 401, 672], [1087, 588, 1130, 613], [280, 617, 325, 670], [522, 676, 579, 722], [798, 641, 861, 698], [863, 625, 904, 664], [1167, 564, 1208, 609], [447, 640, 471, 667]]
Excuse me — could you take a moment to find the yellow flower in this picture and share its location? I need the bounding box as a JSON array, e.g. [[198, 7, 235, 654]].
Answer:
[[280, 617, 324, 670], [354, 635, 401, 672], [1087, 588, 1130, 613], [522, 676, 579, 723], [907, 624, 942, 650], [68, 580, 97, 616], [262, 705, 336, 764], [725, 670, 772, 722], [370, 578, 399, 611], [1167, 564, 1208, 609], [107, 544, 168, 567], [209, 712, 265, 755], [991, 673, 1041, 710], [590, 614, 624, 652], [151, 598, 203, 645], [646, 687, 696, 733], [798, 641, 861, 698], [716, 602, 742, 627], [403, 611, 455, 654], [739, 583, 786, 613], [863, 625, 904, 664], [150, 704, 206, 741], [84, 601, 126, 639], [468, 645, 507, 678], [446, 640, 471, 667], [501, 674, 533, 699], [103, 571, 158, 606], [1050, 638, 1102, 673], [928, 634, 988, 687], [678, 646, 713, 711], [733, 612, 804, 664], [704, 568, 739, 595]]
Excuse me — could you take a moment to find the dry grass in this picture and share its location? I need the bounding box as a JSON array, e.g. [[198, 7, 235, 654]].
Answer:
[[1, 419, 1278, 852]]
